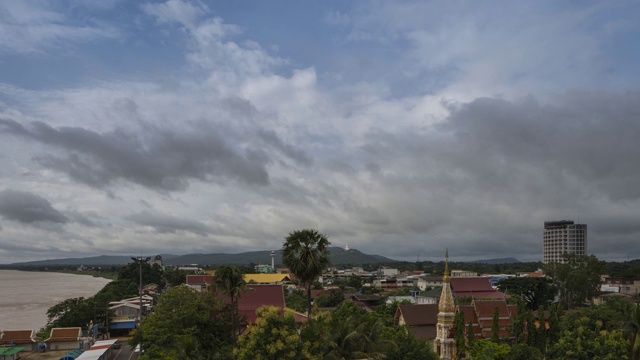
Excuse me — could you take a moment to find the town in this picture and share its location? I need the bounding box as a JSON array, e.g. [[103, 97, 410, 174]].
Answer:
[[1, 224, 639, 360]]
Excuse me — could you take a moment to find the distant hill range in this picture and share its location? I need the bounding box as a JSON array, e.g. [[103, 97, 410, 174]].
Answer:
[[7, 247, 397, 267], [469, 257, 521, 264]]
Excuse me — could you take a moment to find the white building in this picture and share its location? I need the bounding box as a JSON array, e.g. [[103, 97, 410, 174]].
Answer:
[[543, 220, 587, 264]]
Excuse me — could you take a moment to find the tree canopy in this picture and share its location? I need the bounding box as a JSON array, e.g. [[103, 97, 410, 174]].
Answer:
[[544, 254, 605, 309], [282, 229, 331, 318], [497, 277, 556, 310], [132, 286, 233, 359]]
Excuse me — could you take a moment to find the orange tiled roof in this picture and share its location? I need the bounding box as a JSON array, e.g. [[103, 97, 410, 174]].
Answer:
[[0, 330, 36, 345], [46, 328, 81, 342]]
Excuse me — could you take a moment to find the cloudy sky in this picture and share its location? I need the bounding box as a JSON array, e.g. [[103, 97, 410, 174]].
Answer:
[[1, 1, 639, 264]]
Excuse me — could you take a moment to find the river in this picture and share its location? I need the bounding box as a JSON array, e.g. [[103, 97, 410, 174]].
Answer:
[[0, 270, 111, 331]]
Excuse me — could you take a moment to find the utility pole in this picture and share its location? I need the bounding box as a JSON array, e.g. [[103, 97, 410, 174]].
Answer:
[[131, 256, 150, 354]]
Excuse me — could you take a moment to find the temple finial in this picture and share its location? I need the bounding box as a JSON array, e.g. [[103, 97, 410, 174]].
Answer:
[[444, 248, 450, 278]]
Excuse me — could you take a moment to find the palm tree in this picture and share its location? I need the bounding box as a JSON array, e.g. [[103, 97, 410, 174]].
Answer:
[[213, 265, 246, 343], [282, 229, 331, 319]]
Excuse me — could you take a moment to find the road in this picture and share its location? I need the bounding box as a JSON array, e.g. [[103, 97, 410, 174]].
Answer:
[[110, 340, 138, 360]]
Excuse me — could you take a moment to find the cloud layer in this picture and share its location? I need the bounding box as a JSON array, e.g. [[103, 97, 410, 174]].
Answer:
[[0, 1, 639, 263]]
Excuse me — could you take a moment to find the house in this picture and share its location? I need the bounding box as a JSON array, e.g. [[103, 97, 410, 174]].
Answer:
[[217, 284, 307, 333], [601, 276, 640, 296], [186, 274, 213, 291], [415, 287, 442, 305], [386, 296, 416, 305], [379, 268, 399, 277], [0, 329, 37, 351], [451, 270, 478, 277], [108, 302, 139, 333], [417, 276, 443, 291], [394, 304, 439, 340], [349, 294, 383, 308], [45, 327, 82, 350], [449, 277, 509, 300]]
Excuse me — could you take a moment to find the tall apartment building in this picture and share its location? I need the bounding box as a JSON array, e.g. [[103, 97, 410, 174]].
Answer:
[[543, 220, 587, 263]]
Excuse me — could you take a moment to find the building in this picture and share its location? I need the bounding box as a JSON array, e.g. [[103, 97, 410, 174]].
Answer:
[[0, 330, 37, 352], [434, 251, 455, 360], [543, 220, 587, 263], [45, 327, 82, 351], [394, 304, 439, 340]]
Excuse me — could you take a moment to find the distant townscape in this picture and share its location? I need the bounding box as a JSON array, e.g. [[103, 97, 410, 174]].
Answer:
[[1, 224, 639, 360]]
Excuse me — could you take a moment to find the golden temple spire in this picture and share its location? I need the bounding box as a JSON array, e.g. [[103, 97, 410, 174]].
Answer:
[[444, 248, 450, 281]]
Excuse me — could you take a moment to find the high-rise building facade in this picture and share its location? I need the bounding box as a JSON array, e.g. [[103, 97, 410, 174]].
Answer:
[[543, 220, 587, 263]]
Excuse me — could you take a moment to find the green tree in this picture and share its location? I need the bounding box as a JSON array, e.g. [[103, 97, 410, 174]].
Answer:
[[324, 314, 392, 359], [164, 267, 188, 287], [547, 303, 562, 344], [548, 316, 629, 360], [544, 254, 605, 309], [118, 260, 166, 289], [491, 307, 500, 343], [508, 344, 542, 360], [282, 229, 331, 318], [467, 321, 475, 348], [46, 297, 92, 328], [469, 338, 510, 360], [626, 303, 640, 360], [347, 275, 363, 291], [315, 289, 345, 308], [497, 277, 556, 310], [236, 306, 319, 360], [385, 327, 438, 360], [534, 305, 546, 352], [213, 265, 246, 342], [524, 309, 535, 346], [510, 301, 525, 344], [454, 312, 466, 359], [285, 288, 308, 313], [132, 285, 233, 359]]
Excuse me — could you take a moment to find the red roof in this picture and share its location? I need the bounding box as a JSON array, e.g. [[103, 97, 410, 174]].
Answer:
[[450, 277, 494, 292], [0, 330, 36, 345], [186, 275, 213, 286], [46, 328, 81, 342], [450, 277, 509, 299], [395, 304, 439, 340], [395, 304, 439, 326], [229, 284, 286, 324], [474, 300, 516, 319]]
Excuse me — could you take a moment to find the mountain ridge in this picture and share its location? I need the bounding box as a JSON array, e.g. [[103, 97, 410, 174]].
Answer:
[[6, 247, 397, 267]]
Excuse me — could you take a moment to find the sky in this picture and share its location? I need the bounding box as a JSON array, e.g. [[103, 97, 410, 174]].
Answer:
[[1, 1, 640, 264]]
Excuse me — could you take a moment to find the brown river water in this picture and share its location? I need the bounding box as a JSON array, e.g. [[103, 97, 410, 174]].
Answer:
[[0, 270, 111, 331]]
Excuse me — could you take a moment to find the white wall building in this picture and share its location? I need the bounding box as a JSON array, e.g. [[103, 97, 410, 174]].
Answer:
[[543, 220, 587, 264]]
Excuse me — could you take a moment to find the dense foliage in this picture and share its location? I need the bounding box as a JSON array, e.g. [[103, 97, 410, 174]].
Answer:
[[497, 277, 556, 310], [132, 286, 234, 359], [544, 253, 605, 309]]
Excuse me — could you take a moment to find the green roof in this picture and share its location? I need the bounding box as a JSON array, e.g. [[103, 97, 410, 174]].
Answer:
[[0, 346, 25, 355]]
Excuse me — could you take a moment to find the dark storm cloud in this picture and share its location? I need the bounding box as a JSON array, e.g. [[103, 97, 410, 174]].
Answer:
[[352, 92, 640, 260], [0, 189, 68, 223], [129, 210, 213, 236], [0, 118, 272, 191], [362, 92, 640, 202]]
